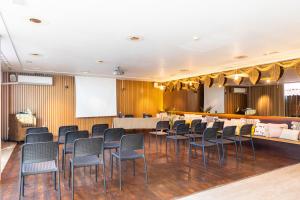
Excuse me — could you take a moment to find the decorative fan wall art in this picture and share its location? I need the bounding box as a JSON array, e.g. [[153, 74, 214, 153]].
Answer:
[[248, 68, 261, 85], [216, 73, 226, 86], [234, 77, 243, 85], [204, 76, 213, 87], [270, 64, 283, 81]]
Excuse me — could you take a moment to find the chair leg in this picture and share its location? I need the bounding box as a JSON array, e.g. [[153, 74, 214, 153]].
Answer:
[[57, 170, 61, 200], [133, 160, 136, 176], [221, 143, 225, 162], [69, 162, 71, 188], [155, 134, 158, 153], [165, 139, 168, 156], [119, 158, 122, 191], [54, 172, 57, 190], [144, 157, 148, 184], [216, 144, 222, 166], [202, 146, 206, 168], [239, 140, 243, 160], [71, 165, 74, 200], [110, 154, 114, 179], [234, 142, 239, 160], [95, 165, 98, 182], [251, 139, 256, 160], [102, 162, 106, 193], [19, 174, 23, 198], [63, 152, 66, 178]]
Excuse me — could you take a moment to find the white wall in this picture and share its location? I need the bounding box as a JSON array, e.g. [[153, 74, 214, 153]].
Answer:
[[204, 86, 225, 113]]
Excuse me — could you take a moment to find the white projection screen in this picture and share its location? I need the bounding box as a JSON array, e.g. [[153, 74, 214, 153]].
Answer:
[[75, 76, 117, 118]]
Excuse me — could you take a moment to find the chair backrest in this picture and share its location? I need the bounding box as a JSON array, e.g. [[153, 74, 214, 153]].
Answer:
[[26, 127, 49, 135], [143, 113, 152, 118], [176, 123, 190, 135], [120, 134, 144, 152], [173, 120, 185, 130], [124, 114, 134, 118], [240, 124, 253, 136], [222, 126, 237, 138], [191, 119, 202, 132], [104, 128, 125, 142], [21, 141, 58, 164], [73, 137, 104, 158], [25, 133, 53, 144], [156, 121, 170, 131], [92, 124, 109, 137], [65, 130, 89, 146], [58, 125, 78, 138], [212, 121, 224, 131], [202, 127, 218, 141], [194, 122, 207, 134]]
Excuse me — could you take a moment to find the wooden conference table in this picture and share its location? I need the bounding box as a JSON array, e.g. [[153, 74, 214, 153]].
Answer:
[[113, 117, 161, 129]]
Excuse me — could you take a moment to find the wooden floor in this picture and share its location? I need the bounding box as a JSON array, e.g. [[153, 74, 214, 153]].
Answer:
[[0, 135, 298, 200]]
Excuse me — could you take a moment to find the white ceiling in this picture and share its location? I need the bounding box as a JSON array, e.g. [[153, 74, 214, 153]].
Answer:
[[2, 0, 300, 81]]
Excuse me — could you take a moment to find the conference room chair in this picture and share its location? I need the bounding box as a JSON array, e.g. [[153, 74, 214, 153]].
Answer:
[[212, 121, 225, 132], [166, 123, 189, 155], [185, 122, 207, 142], [19, 141, 60, 199], [25, 132, 53, 144], [124, 114, 134, 118], [208, 126, 238, 163], [69, 137, 106, 200], [189, 127, 221, 167], [92, 124, 109, 137], [168, 119, 186, 135], [58, 125, 78, 144], [149, 121, 170, 152], [143, 113, 152, 118], [227, 124, 255, 160], [26, 127, 49, 135], [103, 128, 125, 167], [190, 119, 202, 132], [111, 134, 147, 191], [62, 130, 89, 177]]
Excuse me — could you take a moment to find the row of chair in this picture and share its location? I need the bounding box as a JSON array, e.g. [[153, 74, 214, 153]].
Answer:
[[149, 119, 255, 167], [21, 125, 148, 200]]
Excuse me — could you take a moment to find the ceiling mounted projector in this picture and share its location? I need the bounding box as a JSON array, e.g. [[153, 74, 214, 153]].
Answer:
[[113, 66, 124, 75]]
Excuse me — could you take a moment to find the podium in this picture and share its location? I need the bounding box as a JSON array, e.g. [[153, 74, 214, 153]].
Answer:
[[9, 114, 36, 142]]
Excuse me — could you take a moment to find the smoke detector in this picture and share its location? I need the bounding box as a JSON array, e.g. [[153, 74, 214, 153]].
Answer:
[[113, 66, 124, 76]]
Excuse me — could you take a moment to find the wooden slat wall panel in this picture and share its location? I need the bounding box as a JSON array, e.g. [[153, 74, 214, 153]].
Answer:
[[1, 73, 163, 138], [224, 86, 248, 114]]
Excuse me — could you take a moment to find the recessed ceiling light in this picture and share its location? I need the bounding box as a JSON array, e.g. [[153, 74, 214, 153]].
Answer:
[[96, 60, 103, 63], [29, 18, 42, 24], [179, 69, 190, 73], [30, 53, 40, 56], [129, 36, 141, 41], [234, 55, 248, 59], [193, 36, 199, 41], [264, 51, 279, 56]]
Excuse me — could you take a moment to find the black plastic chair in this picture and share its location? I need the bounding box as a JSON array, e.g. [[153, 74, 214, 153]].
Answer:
[[190, 119, 202, 132], [58, 125, 78, 144], [69, 137, 106, 200], [189, 127, 221, 167], [25, 133, 53, 144], [103, 128, 125, 167], [209, 126, 238, 163], [62, 130, 89, 177], [111, 134, 147, 191], [149, 121, 170, 152], [212, 121, 225, 131], [26, 127, 49, 135], [19, 141, 60, 199], [227, 124, 255, 160], [143, 113, 153, 118], [124, 114, 134, 118], [92, 124, 109, 137], [166, 123, 189, 155], [172, 120, 186, 130], [186, 122, 207, 142]]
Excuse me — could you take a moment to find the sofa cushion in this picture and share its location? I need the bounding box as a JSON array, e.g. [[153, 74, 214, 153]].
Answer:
[[280, 129, 300, 141]]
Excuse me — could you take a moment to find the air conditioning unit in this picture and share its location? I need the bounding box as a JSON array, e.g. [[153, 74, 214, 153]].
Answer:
[[233, 87, 247, 94], [9, 74, 53, 85]]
